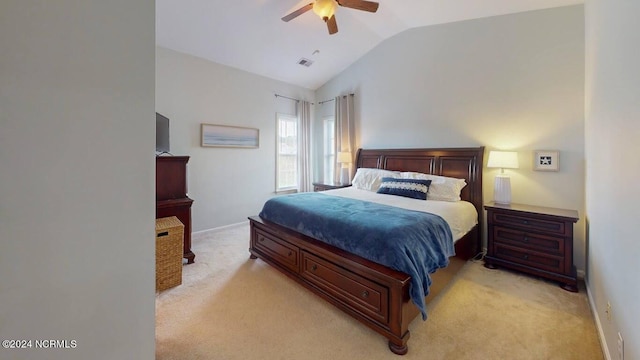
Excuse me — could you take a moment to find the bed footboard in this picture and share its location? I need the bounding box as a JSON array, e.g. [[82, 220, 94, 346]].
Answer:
[[248, 216, 417, 355]]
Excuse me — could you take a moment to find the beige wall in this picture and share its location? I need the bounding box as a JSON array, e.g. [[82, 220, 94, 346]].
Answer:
[[315, 6, 586, 271], [0, 1, 156, 359], [585, 0, 640, 359], [156, 47, 315, 231]]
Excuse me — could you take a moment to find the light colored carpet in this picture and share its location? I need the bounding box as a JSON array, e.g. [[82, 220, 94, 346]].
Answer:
[[156, 223, 603, 360]]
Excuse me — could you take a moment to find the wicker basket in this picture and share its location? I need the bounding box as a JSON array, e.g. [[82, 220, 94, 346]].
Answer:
[[155, 216, 184, 292]]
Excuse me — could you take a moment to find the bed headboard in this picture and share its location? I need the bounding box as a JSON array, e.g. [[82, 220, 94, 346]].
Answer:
[[355, 147, 485, 218]]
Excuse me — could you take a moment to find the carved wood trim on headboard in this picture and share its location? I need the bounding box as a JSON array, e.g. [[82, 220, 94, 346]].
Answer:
[[355, 146, 485, 229]]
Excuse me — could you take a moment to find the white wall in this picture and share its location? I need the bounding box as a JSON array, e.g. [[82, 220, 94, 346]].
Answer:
[[0, 1, 155, 360], [585, 1, 640, 359], [315, 6, 586, 271], [156, 47, 315, 232]]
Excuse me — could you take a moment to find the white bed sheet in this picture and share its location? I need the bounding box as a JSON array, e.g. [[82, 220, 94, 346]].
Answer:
[[322, 187, 478, 242]]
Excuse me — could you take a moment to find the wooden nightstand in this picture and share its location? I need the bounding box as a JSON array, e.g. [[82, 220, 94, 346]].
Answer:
[[484, 202, 579, 292], [312, 182, 351, 192]]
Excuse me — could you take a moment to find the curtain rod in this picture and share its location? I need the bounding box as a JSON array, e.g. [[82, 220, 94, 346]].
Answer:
[[274, 94, 300, 103], [276, 94, 315, 105], [318, 93, 354, 105], [276, 92, 354, 105]]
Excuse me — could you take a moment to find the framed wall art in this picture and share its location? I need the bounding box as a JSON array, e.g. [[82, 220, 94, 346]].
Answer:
[[533, 150, 559, 171], [201, 124, 259, 148]]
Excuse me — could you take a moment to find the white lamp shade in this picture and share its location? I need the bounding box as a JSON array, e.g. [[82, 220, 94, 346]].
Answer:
[[337, 152, 352, 164], [487, 151, 519, 169]]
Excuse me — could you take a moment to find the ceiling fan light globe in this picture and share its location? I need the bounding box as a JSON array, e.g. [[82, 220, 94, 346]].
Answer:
[[313, 0, 336, 20]]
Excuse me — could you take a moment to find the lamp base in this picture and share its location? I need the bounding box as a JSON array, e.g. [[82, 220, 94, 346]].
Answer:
[[493, 175, 512, 204], [340, 167, 350, 185]]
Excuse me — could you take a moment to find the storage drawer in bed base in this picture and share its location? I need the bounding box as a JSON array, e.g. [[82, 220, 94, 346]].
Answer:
[[248, 216, 416, 355], [253, 228, 299, 273], [301, 251, 389, 325]]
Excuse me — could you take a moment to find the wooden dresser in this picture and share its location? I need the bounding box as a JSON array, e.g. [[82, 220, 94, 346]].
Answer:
[[156, 156, 195, 264], [484, 202, 579, 292]]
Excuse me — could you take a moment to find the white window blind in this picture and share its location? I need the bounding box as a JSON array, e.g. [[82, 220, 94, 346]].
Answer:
[[323, 116, 335, 182], [276, 113, 298, 191]]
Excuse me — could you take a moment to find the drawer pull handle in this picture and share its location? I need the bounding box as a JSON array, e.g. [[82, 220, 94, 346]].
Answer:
[[362, 291, 369, 298], [259, 237, 264, 242], [288, 251, 293, 256], [523, 236, 529, 242], [311, 264, 317, 271], [523, 220, 529, 225], [523, 254, 529, 260]]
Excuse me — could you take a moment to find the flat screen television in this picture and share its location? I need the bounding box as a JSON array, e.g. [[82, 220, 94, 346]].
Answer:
[[156, 112, 170, 154]]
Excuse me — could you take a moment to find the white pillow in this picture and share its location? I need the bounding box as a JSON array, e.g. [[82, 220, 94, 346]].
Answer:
[[352, 168, 400, 192], [400, 172, 467, 201]]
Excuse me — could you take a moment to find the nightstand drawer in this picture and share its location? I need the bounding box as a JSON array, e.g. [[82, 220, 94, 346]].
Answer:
[[313, 184, 329, 192], [312, 182, 350, 192], [492, 212, 566, 235], [493, 226, 564, 255], [493, 243, 563, 274]]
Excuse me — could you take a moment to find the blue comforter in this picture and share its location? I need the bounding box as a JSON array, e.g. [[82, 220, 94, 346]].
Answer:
[[258, 192, 455, 319]]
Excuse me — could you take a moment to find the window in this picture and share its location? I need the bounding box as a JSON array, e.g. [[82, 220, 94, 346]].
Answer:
[[276, 113, 298, 191], [323, 116, 335, 181]]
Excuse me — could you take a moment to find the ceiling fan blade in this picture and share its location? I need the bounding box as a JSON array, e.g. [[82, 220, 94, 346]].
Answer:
[[337, 0, 379, 13], [326, 15, 338, 35], [281, 3, 314, 22]]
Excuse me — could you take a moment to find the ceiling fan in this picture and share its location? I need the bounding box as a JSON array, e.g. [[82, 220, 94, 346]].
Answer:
[[282, 0, 380, 35]]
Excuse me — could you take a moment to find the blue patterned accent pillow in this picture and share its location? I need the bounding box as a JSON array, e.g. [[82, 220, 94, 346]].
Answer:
[[376, 177, 432, 200]]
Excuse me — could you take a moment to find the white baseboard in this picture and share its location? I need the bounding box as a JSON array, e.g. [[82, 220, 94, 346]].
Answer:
[[192, 220, 249, 236], [585, 279, 611, 360]]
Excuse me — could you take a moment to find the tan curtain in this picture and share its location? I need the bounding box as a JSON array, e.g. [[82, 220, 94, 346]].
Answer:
[[333, 94, 355, 184], [297, 100, 313, 192]]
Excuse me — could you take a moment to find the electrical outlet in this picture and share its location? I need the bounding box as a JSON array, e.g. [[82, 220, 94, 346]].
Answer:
[[617, 332, 624, 360], [606, 302, 612, 321]]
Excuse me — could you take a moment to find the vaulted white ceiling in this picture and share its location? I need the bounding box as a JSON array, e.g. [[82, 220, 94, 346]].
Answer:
[[156, 0, 583, 90]]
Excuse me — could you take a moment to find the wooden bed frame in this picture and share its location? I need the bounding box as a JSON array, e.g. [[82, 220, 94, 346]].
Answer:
[[248, 147, 484, 355]]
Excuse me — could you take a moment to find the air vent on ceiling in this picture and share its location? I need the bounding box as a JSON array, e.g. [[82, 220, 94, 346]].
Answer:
[[297, 58, 314, 67]]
